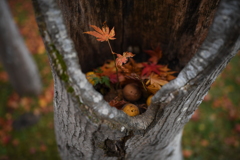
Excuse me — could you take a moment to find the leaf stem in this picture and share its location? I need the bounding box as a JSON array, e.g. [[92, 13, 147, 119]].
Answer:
[[107, 40, 114, 54], [107, 40, 120, 87], [141, 80, 147, 91]]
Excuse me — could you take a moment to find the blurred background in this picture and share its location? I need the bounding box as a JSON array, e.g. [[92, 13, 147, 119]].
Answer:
[[0, 0, 239, 159]]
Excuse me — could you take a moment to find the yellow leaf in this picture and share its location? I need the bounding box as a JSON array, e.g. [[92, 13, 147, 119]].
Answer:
[[147, 83, 161, 94]]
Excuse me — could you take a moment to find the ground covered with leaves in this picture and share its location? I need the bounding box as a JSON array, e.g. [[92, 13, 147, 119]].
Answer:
[[0, 0, 239, 159]]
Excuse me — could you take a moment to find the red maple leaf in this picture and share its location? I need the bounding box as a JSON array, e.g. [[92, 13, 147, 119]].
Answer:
[[84, 24, 115, 42], [108, 73, 125, 83], [144, 46, 162, 64], [116, 52, 135, 66], [141, 63, 163, 76]]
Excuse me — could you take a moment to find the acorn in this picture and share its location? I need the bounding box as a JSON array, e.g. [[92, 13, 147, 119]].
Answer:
[[146, 95, 153, 106], [86, 71, 98, 85], [122, 103, 140, 116], [122, 83, 141, 102]]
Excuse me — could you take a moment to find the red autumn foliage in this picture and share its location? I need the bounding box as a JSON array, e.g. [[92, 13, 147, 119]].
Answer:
[[144, 46, 162, 64]]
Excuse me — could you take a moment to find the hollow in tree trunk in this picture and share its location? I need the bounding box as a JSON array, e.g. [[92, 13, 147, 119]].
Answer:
[[32, 0, 240, 159]]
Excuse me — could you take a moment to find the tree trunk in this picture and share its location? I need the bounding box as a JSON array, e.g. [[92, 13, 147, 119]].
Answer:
[[0, 0, 42, 96], [32, 0, 240, 159]]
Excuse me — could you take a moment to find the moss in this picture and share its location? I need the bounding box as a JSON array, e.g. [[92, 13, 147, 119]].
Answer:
[[67, 86, 74, 93], [49, 44, 69, 83], [48, 44, 76, 95]]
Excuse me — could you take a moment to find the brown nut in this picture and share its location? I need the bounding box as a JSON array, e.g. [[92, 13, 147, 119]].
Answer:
[[122, 83, 141, 102]]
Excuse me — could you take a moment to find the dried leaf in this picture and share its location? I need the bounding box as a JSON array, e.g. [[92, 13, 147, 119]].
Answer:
[[145, 46, 162, 64], [121, 58, 143, 74], [200, 139, 209, 147], [108, 73, 125, 83], [159, 65, 171, 72], [141, 63, 162, 76], [167, 74, 176, 81], [146, 83, 161, 94], [125, 73, 142, 81], [183, 149, 192, 158], [116, 52, 135, 67], [99, 60, 116, 76], [146, 73, 168, 86], [109, 97, 127, 109], [84, 25, 115, 42]]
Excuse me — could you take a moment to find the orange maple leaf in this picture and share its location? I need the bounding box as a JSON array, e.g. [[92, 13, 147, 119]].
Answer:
[[84, 25, 116, 42], [99, 60, 116, 76], [116, 52, 135, 66], [146, 73, 169, 86]]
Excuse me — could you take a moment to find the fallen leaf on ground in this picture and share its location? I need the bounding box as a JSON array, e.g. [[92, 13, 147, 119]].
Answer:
[[183, 149, 192, 158], [191, 109, 200, 121], [40, 144, 47, 152], [146, 83, 161, 94], [200, 139, 209, 147], [145, 46, 162, 64], [141, 63, 162, 76], [146, 73, 168, 86]]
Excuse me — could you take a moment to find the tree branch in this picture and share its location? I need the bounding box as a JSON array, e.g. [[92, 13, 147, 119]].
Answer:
[[0, 0, 42, 95]]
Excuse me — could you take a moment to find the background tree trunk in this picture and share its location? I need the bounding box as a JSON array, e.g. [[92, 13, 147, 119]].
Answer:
[[32, 0, 240, 159], [0, 0, 42, 96]]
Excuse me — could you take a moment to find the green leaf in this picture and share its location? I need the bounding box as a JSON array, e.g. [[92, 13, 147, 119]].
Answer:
[[101, 76, 110, 88], [92, 77, 101, 85], [95, 68, 103, 73]]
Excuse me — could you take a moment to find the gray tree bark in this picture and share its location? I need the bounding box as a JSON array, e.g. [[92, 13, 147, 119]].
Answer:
[[0, 0, 42, 96], [32, 0, 240, 159]]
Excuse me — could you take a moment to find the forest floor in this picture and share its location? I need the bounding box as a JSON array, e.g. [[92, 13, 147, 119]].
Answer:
[[0, 0, 239, 159]]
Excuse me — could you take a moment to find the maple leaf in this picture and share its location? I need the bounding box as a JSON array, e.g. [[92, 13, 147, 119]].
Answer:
[[158, 65, 171, 72], [146, 83, 161, 94], [167, 74, 176, 81], [99, 60, 116, 76], [145, 46, 162, 64], [122, 58, 143, 74], [84, 25, 116, 42], [125, 73, 143, 81], [141, 63, 162, 76], [125, 73, 148, 91], [116, 52, 135, 66], [146, 73, 168, 86], [108, 73, 125, 83], [109, 97, 127, 109]]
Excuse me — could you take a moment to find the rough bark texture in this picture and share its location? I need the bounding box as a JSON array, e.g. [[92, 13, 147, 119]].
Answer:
[[0, 0, 42, 96], [32, 0, 240, 159]]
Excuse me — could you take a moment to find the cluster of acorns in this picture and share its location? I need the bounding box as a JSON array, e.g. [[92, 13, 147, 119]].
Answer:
[[86, 72, 153, 117], [116, 83, 153, 117]]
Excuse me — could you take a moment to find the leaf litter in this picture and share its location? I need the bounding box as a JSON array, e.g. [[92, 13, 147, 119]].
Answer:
[[84, 23, 177, 116]]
